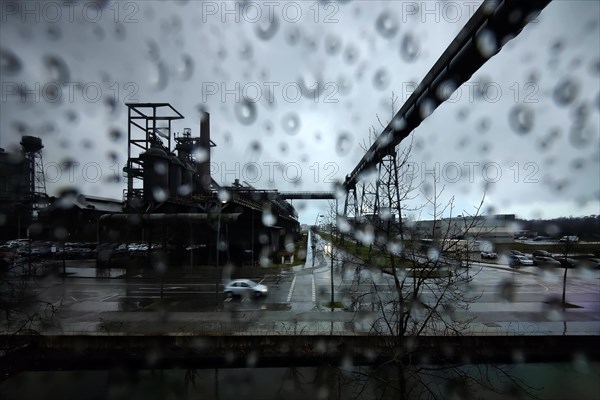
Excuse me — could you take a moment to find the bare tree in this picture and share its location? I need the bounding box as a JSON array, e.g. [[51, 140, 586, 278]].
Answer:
[[0, 250, 61, 372], [328, 97, 538, 399]]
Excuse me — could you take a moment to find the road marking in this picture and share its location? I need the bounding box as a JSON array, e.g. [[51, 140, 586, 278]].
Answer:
[[100, 294, 119, 301], [312, 275, 316, 302], [70, 296, 77, 302], [130, 290, 217, 294], [287, 276, 297, 302]]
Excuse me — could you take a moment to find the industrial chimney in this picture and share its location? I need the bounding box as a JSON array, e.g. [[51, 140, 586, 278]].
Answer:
[[198, 111, 212, 193]]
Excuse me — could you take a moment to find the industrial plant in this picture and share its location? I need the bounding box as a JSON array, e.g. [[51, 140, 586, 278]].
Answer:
[[0, 103, 303, 267]]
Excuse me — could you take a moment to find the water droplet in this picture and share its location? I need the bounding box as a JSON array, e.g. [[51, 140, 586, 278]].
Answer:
[[549, 127, 561, 139], [217, 189, 231, 202], [107, 151, 119, 163], [476, 29, 498, 59], [400, 33, 419, 62], [244, 163, 259, 179], [239, 42, 253, 60], [12, 120, 29, 134], [436, 80, 458, 101], [81, 139, 93, 149], [43, 54, 70, 84], [550, 40, 564, 54], [373, 68, 390, 90], [343, 45, 359, 64], [115, 22, 126, 40], [304, 34, 319, 52], [571, 103, 589, 125], [355, 225, 375, 245], [149, 60, 168, 91], [104, 96, 118, 115], [286, 27, 301, 45], [527, 69, 540, 83], [248, 140, 261, 156], [375, 11, 399, 39], [234, 98, 257, 125], [325, 34, 342, 55], [263, 120, 274, 135], [298, 70, 322, 98], [255, 15, 279, 40], [478, 117, 491, 133], [340, 354, 354, 370], [177, 54, 194, 80], [497, 279, 515, 302], [262, 209, 276, 227], [46, 25, 61, 40], [92, 25, 105, 40], [508, 105, 534, 135], [569, 124, 596, 149], [419, 98, 436, 119], [65, 110, 78, 123], [570, 158, 585, 170], [145, 39, 160, 61], [279, 142, 288, 154], [282, 112, 300, 135], [153, 161, 167, 176], [376, 130, 393, 148], [178, 184, 191, 196], [152, 188, 168, 202], [391, 116, 405, 131], [427, 247, 440, 261], [109, 128, 123, 142], [337, 74, 352, 95], [553, 79, 579, 107], [0, 48, 22, 76], [336, 132, 353, 156]]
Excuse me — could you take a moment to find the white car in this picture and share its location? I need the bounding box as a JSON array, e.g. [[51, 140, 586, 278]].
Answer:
[[508, 255, 534, 267], [224, 279, 268, 298], [480, 251, 497, 259]]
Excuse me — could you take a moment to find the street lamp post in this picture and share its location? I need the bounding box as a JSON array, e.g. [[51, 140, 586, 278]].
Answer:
[[461, 215, 471, 280], [330, 204, 336, 310], [215, 200, 226, 307], [251, 207, 255, 269], [327, 199, 338, 310], [312, 214, 323, 267]]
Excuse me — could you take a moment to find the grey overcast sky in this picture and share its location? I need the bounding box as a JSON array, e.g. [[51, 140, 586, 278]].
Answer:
[[1, 0, 599, 224]]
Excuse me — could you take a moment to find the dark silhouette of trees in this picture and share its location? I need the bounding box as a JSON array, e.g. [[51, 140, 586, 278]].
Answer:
[[516, 215, 600, 241]]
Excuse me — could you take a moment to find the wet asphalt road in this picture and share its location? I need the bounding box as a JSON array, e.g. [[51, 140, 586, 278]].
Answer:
[[22, 235, 600, 318]]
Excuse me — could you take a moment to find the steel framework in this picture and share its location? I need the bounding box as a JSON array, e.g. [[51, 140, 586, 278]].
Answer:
[[339, 0, 551, 243]]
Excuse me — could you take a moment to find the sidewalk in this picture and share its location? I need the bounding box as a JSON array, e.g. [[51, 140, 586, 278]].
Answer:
[[24, 306, 600, 337]]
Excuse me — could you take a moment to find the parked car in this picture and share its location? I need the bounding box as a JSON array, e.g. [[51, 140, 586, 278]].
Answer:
[[532, 250, 553, 258], [480, 251, 497, 259], [508, 254, 534, 267], [559, 236, 579, 243], [534, 256, 561, 267], [224, 279, 268, 298], [578, 258, 600, 269], [508, 250, 526, 257], [556, 257, 578, 268]]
